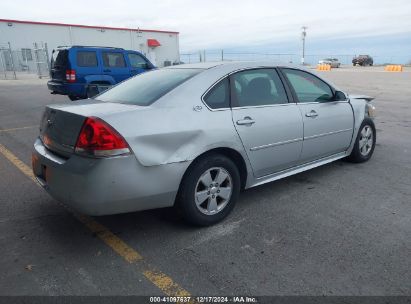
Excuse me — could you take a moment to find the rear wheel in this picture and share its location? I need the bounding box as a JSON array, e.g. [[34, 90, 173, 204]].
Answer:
[[347, 118, 376, 163], [68, 95, 81, 101], [86, 86, 99, 98], [177, 154, 240, 226]]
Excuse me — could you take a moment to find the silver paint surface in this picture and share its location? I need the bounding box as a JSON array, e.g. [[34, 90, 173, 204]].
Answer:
[[32, 62, 374, 215]]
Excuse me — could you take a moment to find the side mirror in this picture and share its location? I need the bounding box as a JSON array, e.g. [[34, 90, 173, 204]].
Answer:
[[334, 91, 346, 101]]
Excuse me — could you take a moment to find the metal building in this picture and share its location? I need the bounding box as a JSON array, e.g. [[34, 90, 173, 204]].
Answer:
[[0, 18, 180, 76]]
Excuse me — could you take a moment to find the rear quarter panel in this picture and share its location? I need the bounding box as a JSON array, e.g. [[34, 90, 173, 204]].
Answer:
[[97, 67, 254, 184], [102, 105, 247, 167]]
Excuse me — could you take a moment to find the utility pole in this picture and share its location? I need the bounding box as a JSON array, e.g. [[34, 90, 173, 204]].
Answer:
[[301, 26, 307, 65]]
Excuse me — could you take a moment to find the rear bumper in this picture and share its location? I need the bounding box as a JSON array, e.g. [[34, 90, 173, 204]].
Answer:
[[32, 138, 190, 215], [47, 81, 86, 97]]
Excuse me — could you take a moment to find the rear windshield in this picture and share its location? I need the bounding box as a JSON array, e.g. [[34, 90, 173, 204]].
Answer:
[[97, 68, 202, 106], [51, 50, 68, 68]]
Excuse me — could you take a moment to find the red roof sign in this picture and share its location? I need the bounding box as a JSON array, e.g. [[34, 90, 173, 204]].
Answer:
[[147, 39, 161, 47]]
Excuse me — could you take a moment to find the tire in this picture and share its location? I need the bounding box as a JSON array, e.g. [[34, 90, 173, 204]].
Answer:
[[68, 95, 80, 101], [347, 118, 376, 163], [86, 86, 99, 98], [177, 153, 241, 226]]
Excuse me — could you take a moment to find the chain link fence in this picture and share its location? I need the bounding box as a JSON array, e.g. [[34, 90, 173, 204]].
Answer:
[[33, 42, 50, 78], [0, 43, 17, 79], [0, 42, 50, 80], [180, 50, 410, 66]]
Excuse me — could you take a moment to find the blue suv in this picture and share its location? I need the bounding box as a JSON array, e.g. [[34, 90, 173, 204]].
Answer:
[[47, 46, 155, 100]]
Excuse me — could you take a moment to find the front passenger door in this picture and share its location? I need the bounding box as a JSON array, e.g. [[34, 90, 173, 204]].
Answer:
[[102, 52, 130, 82], [281, 68, 354, 163], [127, 53, 151, 76]]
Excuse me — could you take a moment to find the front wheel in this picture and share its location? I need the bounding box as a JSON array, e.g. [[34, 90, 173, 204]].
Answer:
[[177, 154, 240, 226], [347, 118, 376, 163]]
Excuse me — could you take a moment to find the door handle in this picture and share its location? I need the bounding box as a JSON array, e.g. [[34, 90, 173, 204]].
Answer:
[[305, 110, 318, 118], [236, 117, 255, 126], [103, 69, 111, 73]]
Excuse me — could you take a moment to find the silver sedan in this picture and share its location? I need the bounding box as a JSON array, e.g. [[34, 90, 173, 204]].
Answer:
[[32, 62, 376, 226], [319, 58, 341, 68]]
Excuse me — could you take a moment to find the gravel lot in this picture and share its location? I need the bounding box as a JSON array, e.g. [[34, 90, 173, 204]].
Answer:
[[0, 66, 410, 297]]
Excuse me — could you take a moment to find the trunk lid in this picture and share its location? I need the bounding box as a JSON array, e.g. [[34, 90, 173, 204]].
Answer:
[[40, 101, 138, 157]]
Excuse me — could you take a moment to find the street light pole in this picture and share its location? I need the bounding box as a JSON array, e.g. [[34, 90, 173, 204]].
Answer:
[[301, 26, 307, 65]]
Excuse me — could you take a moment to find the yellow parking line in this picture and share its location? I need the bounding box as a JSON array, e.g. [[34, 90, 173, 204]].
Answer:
[[0, 143, 191, 297], [0, 143, 37, 183], [0, 126, 37, 133], [75, 213, 143, 263], [144, 270, 192, 297]]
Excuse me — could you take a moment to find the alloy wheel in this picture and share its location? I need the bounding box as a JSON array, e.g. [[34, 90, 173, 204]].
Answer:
[[194, 167, 233, 215], [359, 125, 374, 156]]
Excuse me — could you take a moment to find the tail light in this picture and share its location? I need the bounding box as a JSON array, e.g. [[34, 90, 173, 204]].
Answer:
[[75, 117, 130, 157], [65, 69, 76, 83]]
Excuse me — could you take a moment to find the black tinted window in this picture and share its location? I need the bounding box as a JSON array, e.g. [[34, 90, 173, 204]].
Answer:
[[51, 50, 68, 68], [232, 69, 288, 107], [103, 52, 126, 68], [128, 53, 148, 68], [282, 69, 333, 103], [203, 78, 230, 109], [97, 68, 202, 106], [77, 51, 97, 67]]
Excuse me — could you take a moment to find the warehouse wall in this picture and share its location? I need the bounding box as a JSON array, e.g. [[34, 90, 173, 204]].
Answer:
[[0, 20, 180, 67]]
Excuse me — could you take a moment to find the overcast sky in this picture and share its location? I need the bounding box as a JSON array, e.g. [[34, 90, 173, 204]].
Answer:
[[1, 0, 411, 53]]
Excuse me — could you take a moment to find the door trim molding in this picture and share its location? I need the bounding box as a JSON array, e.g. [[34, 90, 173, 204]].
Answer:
[[304, 128, 353, 140], [250, 137, 303, 151]]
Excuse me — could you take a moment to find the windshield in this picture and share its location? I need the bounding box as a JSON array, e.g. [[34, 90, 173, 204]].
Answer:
[[97, 68, 202, 106]]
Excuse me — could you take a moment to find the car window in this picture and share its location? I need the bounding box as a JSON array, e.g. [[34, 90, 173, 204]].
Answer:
[[102, 52, 126, 68], [232, 69, 288, 107], [128, 53, 148, 69], [203, 78, 230, 109], [282, 69, 333, 103], [51, 50, 68, 68], [77, 51, 98, 67], [97, 68, 202, 106]]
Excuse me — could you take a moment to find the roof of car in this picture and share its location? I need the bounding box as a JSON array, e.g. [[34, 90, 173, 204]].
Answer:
[[55, 45, 140, 52], [165, 61, 300, 70]]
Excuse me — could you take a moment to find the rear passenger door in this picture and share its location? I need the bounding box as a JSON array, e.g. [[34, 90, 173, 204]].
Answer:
[[127, 52, 151, 76], [75, 50, 99, 81], [280, 68, 354, 163], [102, 51, 130, 83], [230, 68, 304, 177]]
